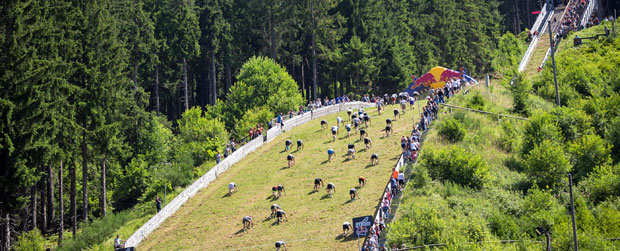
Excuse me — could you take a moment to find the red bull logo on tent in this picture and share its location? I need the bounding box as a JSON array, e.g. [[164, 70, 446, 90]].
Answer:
[[406, 66, 475, 96]]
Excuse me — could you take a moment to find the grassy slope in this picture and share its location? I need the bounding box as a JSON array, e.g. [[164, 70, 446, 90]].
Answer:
[[139, 105, 418, 250], [387, 84, 541, 250], [524, 20, 618, 81], [523, 34, 551, 80], [556, 20, 618, 52]]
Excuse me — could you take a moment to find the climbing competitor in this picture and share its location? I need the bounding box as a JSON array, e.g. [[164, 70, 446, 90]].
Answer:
[[331, 125, 339, 141], [327, 183, 336, 197], [321, 119, 328, 129], [327, 148, 335, 162], [228, 182, 238, 195], [287, 154, 295, 168], [359, 128, 367, 140], [345, 123, 352, 138], [275, 209, 288, 223], [343, 221, 353, 236], [400, 98, 407, 114], [386, 118, 392, 127], [242, 216, 253, 230], [271, 186, 278, 197], [285, 139, 292, 152], [275, 240, 288, 251], [349, 187, 360, 200], [270, 204, 281, 218], [371, 153, 379, 165], [394, 108, 400, 119], [359, 176, 367, 187], [314, 178, 324, 192], [297, 139, 304, 151], [336, 116, 343, 127], [385, 124, 392, 137], [347, 143, 356, 160], [347, 108, 353, 120], [363, 112, 371, 127], [364, 137, 372, 150], [277, 184, 286, 198]]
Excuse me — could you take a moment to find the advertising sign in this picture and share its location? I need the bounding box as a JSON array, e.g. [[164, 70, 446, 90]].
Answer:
[[352, 215, 373, 237]]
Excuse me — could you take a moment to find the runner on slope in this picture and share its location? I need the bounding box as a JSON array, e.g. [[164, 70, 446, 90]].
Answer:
[[358, 176, 367, 187], [327, 183, 336, 197], [314, 178, 324, 192], [371, 153, 379, 165], [287, 154, 295, 168], [242, 216, 253, 230]]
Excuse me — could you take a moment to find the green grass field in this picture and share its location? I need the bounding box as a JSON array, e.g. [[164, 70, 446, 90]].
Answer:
[[139, 105, 418, 250]]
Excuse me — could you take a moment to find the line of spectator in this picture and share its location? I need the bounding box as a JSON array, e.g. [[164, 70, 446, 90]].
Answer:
[[363, 78, 468, 251]]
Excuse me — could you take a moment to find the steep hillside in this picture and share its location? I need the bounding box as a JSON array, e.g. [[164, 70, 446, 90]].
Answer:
[[139, 106, 417, 250]]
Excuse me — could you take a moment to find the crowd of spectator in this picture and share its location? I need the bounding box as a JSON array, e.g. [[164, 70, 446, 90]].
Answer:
[[362, 76, 469, 251], [559, 0, 590, 35]]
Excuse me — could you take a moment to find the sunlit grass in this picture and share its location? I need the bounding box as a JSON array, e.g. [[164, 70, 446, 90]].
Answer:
[[139, 105, 417, 250]]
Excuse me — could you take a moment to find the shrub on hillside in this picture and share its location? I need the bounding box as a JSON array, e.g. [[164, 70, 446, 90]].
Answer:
[[438, 118, 466, 142], [387, 198, 447, 247], [581, 164, 620, 204], [569, 134, 612, 182], [508, 72, 529, 115], [606, 117, 620, 163], [521, 112, 562, 156], [409, 165, 431, 189], [58, 211, 135, 251], [13, 230, 44, 251], [135, 114, 174, 167], [177, 107, 228, 165], [466, 92, 486, 111], [421, 146, 489, 189], [233, 106, 274, 140], [112, 157, 150, 210], [498, 119, 518, 153], [524, 140, 571, 190], [520, 187, 561, 232], [551, 106, 593, 143], [491, 32, 524, 73]]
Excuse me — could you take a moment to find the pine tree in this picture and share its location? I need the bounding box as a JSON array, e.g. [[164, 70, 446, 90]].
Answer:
[[0, 0, 65, 248]]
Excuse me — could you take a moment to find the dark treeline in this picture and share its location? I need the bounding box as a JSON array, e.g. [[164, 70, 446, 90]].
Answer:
[[1, 0, 537, 249]]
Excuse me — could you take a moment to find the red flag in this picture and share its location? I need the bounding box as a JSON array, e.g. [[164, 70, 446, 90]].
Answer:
[[532, 11, 541, 14]]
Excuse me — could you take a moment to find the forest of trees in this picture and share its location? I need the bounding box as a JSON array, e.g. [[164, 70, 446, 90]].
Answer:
[[0, 0, 596, 249]]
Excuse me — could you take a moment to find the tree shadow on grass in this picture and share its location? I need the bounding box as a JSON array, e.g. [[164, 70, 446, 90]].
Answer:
[[320, 194, 332, 200]]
